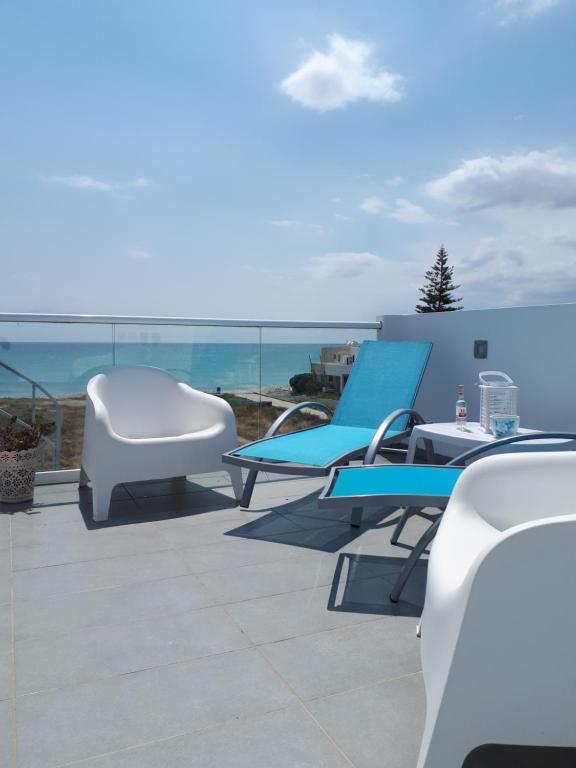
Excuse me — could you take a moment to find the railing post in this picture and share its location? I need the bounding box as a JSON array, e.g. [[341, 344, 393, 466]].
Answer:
[[53, 403, 63, 470], [258, 326, 262, 438], [31, 383, 37, 424]]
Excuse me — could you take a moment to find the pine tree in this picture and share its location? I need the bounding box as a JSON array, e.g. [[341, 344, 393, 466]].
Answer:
[[415, 245, 463, 313]]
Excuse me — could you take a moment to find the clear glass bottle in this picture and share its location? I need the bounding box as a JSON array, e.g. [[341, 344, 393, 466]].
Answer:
[[456, 385, 467, 430]]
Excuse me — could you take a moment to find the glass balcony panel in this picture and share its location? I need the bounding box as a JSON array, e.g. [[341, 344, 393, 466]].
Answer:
[[258, 327, 377, 438], [0, 318, 379, 476], [0, 322, 114, 470], [112, 323, 262, 446]]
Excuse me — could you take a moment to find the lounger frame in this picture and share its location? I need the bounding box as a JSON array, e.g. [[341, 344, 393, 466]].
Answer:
[[223, 406, 425, 507], [320, 432, 576, 602]]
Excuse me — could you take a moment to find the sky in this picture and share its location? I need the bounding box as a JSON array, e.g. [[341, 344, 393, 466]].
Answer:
[[2, 0, 576, 322]]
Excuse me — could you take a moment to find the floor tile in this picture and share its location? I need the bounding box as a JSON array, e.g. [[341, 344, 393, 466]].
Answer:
[[198, 551, 338, 604], [0, 699, 14, 767], [15, 574, 214, 640], [0, 515, 10, 551], [178, 535, 315, 574], [0, 621, 10, 714], [308, 673, 425, 768], [159, 510, 303, 550], [65, 706, 350, 768], [17, 648, 295, 768], [0, 650, 11, 701], [0, 555, 11, 605], [16, 605, 251, 694], [226, 583, 381, 644], [13, 549, 192, 601], [0, 604, 11, 646], [12, 524, 173, 570], [260, 618, 421, 700]]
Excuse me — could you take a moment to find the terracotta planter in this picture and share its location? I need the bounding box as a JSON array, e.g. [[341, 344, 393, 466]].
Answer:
[[0, 447, 38, 503]]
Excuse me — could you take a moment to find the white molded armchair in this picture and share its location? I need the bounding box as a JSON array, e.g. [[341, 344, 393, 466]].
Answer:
[[80, 366, 243, 521], [418, 451, 576, 768]]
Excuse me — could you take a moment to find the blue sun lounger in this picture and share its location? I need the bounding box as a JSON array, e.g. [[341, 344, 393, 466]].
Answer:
[[223, 340, 432, 507], [319, 432, 576, 602]]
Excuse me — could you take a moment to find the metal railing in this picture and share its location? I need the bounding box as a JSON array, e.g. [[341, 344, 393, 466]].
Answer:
[[0, 360, 63, 469], [0, 313, 381, 329]]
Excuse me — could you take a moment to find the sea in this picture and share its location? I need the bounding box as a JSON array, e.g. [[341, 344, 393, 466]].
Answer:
[[0, 342, 326, 398]]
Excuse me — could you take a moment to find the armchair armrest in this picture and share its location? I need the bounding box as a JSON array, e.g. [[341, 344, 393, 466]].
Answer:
[[364, 408, 426, 465], [266, 401, 333, 438]]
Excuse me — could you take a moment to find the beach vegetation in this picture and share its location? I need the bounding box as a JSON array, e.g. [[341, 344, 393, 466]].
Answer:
[[289, 373, 322, 396]]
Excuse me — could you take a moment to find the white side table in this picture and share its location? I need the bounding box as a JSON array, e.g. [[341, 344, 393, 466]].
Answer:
[[406, 422, 540, 464]]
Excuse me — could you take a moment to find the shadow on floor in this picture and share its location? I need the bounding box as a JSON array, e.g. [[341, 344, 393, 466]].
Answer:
[[225, 492, 400, 553], [327, 552, 427, 618], [77, 481, 242, 529]]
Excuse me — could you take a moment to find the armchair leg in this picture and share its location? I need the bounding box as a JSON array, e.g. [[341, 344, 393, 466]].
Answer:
[[227, 467, 244, 503], [79, 465, 89, 487], [350, 506, 363, 528], [390, 518, 441, 603], [92, 482, 113, 522], [240, 469, 258, 508]]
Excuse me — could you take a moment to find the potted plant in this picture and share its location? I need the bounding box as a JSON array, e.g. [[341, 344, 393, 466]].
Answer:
[[0, 417, 44, 503]]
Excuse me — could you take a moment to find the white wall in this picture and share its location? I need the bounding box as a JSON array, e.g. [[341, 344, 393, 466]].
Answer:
[[378, 303, 576, 431]]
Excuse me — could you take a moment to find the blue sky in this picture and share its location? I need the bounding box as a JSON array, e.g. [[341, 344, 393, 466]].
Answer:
[[2, 0, 576, 320]]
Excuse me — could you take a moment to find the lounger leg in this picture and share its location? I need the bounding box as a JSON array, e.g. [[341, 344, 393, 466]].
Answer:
[[227, 466, 244, 503], [389, 518, 441, 603], [390, 506, 418, 545], [79, 465, 89, 487], [240, 469, 258, 508], [350, 507, 363, 528]]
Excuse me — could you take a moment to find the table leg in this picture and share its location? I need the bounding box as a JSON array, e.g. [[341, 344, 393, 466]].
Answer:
[[405, 435, 418, 464]]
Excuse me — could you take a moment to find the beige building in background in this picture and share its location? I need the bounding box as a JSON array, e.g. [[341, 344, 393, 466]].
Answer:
[[310, 340, 360, 393]]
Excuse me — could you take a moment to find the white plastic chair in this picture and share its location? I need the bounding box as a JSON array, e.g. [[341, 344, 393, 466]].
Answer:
[[80, 366, 243, 521], [417, 450, 576, 767]]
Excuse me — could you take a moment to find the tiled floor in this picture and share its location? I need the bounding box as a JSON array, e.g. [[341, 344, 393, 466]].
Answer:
[[1, 470, 430, 768]]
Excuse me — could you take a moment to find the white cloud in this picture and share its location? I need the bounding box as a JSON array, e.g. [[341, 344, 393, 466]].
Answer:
[[44, 175, 150, 193], [460, 233, 576, 306], [360, 196, 435, 223], [495, 0, 564, 23], [127, 247, 154, 260], [359, 197, 386, 215], [280, 35, 404, 111], [385, 175, 404, 187], [426, 150, 576, 211], [270, 219, 324, 234], [307, 251, 381, 279]]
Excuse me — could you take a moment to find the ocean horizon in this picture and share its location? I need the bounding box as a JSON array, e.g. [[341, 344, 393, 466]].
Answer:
[[0, 342, 328, 398]]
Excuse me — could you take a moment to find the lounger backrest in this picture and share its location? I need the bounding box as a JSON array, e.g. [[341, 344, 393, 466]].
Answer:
[[331, 340, 432, 431]]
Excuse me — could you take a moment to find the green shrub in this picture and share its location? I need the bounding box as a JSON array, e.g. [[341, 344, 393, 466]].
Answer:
[[289, 373, 322, 396]]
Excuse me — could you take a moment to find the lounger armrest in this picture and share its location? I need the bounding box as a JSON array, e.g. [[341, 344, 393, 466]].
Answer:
[[364, 408, 426, 465], [266, 401, 333, 438], [446, 432, 576, 467]]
